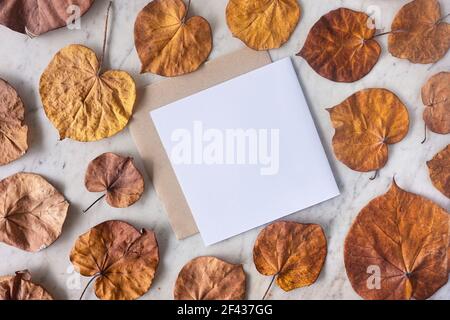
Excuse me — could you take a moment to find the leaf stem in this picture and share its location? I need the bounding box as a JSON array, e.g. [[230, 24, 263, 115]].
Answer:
[[421, 123, 427, 144], [83, 194, 106, 214], [182, 0, 192, 24], [79, 275, 99, 300], [99, 1, 113, 75], [262, 275, 276, 300], [437, 13, 450, 24], [369, 170, 379, 181], [373, 30, 393, 38]]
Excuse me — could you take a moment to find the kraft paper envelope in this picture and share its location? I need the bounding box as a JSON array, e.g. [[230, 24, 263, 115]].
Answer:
[[129, 48, 272, 240]]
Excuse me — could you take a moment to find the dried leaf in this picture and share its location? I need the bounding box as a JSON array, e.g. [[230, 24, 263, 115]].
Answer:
[[39, 44, 136, 142], [0, 270, 53, 300], [0, 78, 28, 166], [388, 0, 450, 64], [85, 153, 144, 209], [70, 220, 159, 300], [298, 8, 381, 83], [327, 88, 409, 172], [345, 180, 449, 300], [174, 256, 246, 300], [0, 0, 94, 36], [427, 145, 450, 198], [134, 0, 212, 77], [422, 72, 450, 135], [226, 0, 301, 50], [0, 173, 69, 252], [253, 221, 327, 292]]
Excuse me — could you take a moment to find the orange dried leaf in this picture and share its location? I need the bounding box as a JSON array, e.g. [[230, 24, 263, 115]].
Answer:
[[253, 221, 327, 292], [226, 0, 301, 50], [85, 153, 145, 209], [345, 180, 449, 300], [174, 256, 246, 300], [0, 173, 69, 252], [134, 0, 212, 77], [388, 0, 450, 64], [0, 270, 53, 300], [298, 8, 381, 83], [70, 220, 159, 300], [328, 88, 409, 172], [427, 145, 450, 198], [0, 78, 28, 166], [422, 72, 450, 135], [0, 0, 94, 36]]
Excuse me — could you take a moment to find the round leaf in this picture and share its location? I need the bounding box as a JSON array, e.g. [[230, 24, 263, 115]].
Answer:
[[174, 256, 246, 300], [422, 72, 450, 135], [388, 0, 450, 64], [0, 270, 53, 300], [226, 0, 301, 50], [0, 0, 94, 36], [134, 0, 212, 77], [0, 173, 69, 252], [85, 153, 145, 208], [427, 144, 450, 198], [0, 78, 28, 166], [344, 181, 449, 300], [298, 8, 381, 83], [70, 220, 159, 300], [253, 221, 327, 291], [39, 44, 136, 142], [327, 88, 409, 172]]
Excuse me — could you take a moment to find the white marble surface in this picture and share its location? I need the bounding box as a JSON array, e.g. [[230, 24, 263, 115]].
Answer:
[[0, 0, 449, 300]]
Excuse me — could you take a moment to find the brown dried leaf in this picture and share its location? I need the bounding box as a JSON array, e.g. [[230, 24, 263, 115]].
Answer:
[[0, 0, 94, 36], [298, 8, 381, 83], [422, 72, 450, 135], [345, 180, 449, 300], [70, 220, 159, 300], [134, 0, 212, 77], [427, 145, 450, 198], [388, 0, 450, 64], [39, 44, 136, 142], [0, 173, 69, 252], [327, 88, 409, 172], [174, 256, 246, 300], [0, 78, 28, 166], [0, 270, 53, 300], [253, 221, 327, 292], [226, 0, 301, 50], [85, 153, 144, 209]]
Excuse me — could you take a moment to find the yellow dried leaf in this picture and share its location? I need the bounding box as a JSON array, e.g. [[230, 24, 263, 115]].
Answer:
[[427, 145, 450, 198], [39, 44, 136, 142], [226, 0, 301, 50]]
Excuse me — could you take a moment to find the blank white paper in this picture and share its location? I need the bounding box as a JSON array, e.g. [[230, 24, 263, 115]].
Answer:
[[151, 58, 340, 246]]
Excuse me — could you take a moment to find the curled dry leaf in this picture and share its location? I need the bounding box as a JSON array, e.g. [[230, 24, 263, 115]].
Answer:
[[253, 221, 327, 292], [0, 78, 28, 166], [298, 8, 381, 83], [226, 0, 301, 50], [345, 180, 449, 300], [0, 270, 53, 300], [0, 173, 69, 252], [135, 0, 212, 77], [388, 0, 450, 64], [84, 153, 144, 210], [427, 145, 450, 198], [39, 44, 136, 142], [70, 220, 159, 300], [422, 72, 450, 135], [174, 256, 246, 300], [0, 0, 94, 36], [327, 88, 409, 173]]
